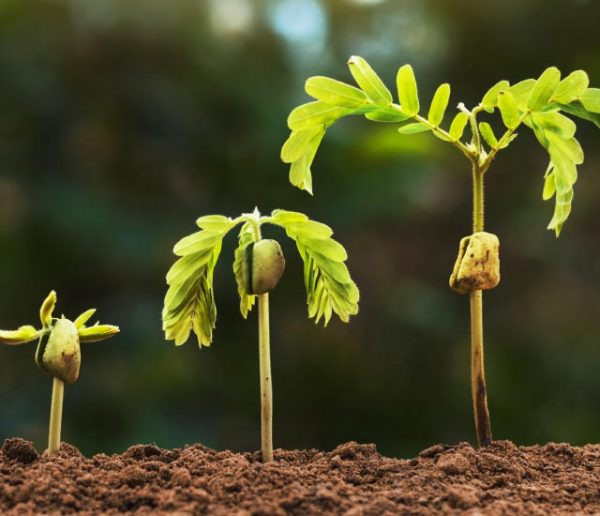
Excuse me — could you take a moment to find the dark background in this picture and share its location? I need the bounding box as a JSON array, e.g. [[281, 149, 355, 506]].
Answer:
[[1, 0, 599, 458]]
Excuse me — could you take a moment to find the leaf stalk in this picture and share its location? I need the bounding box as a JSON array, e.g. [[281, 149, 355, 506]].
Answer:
[[48, 376, 64, 453]]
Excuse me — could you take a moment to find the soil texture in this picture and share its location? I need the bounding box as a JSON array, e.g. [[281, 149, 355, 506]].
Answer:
[[1, 438, 599, 514]]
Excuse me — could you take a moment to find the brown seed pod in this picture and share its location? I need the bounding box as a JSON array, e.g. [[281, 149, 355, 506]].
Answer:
[[35, 319, 81, 384], [449, 232, 500, 294], [242, 239, 286, 295]]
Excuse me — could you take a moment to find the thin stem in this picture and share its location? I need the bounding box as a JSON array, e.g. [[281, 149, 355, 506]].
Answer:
[[48, 377, 64, 453], [470, 165, 492, 446], [258, 293, 273, 462]]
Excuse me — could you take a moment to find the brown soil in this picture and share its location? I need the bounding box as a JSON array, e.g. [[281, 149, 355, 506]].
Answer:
[[1, 438, 599, 515]]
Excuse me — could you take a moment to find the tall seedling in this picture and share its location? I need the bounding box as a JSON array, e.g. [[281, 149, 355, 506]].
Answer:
[[282, 56, 600, 446], [162, 209, 359, 461]]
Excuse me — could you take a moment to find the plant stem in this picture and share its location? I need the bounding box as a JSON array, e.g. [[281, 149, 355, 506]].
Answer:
[[258, 292, 273, 462], [48, 377, 64, 453], [470, 165, 492, 447]]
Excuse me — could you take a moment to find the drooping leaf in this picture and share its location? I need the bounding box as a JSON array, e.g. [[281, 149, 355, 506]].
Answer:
[[398, 122, 429, 134], [481, 80, 510, 112], [580, 88, 600, 113], [233, 223, 257, 319], [449, 112, 469, 141], [552, 70, 589, 104], [530, 111, 576, 139], [281, 126, 325, 163], [428, 83, 450, 126], [556, 101, 600, 129], [0, 325, 42, 345], [527, 67, 561, 111], [274, 213, 359, 325], [542, 168, 556, 200], [305, 76, 368, 108], [498, 91, 521, 130], [163, 222, 233, 347], [347, 55, 392, 106], [287, 101, 349, 131], [396, 64, 419, 116], [287, 128, 325, 195], [478, 122, 498, 148]]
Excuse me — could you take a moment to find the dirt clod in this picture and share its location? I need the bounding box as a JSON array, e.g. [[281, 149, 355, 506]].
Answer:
[[0, 439, 599, 514]]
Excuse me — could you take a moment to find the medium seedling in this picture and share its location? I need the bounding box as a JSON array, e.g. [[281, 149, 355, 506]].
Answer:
[[162, 208, 359, 462], [0, 291, 119, 453], [281, 56, 600, 446]]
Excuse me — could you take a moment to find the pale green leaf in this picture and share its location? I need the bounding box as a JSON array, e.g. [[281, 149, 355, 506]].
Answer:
[[509, 79, 536, 109], [552, 70, 589, 104], [78, 324, 120, 343], [0, 325, 42, 345], [498, 91, 521, 130], [481, 80, 509, 111], [530, 111, 576, 139], [527, 67, 561, 111], [271, 210, 309, 225], [287, 101, 349, 130], [347, 55, 392, 106], [233, 224, 256, 319], [580, 88, 600, 113], [478, 122, 498, 148], [305, 76, 368, 108], [396, 64, 419, 115], [556, 101, 600, 129], [284, 220, 333, 239], [365, 109, 411, 123], [173, 231, 222, 256], [449, 112, 469, 141], [281, 127, 325, 163], [542, 170, 556, 200], [398, 122, 429, 134], [40, 290, 57, 329], [287, 128, 325, 195], [427, 83, 450, 126], [196, 215, 234, 232], [74, 309, 96, 329]]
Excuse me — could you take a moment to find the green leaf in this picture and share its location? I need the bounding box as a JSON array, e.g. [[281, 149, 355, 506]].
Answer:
[[281, 126, 325, 163], [552, 70, 589, 104], [556, 101, 600, 129], [78, 324, 120, 343], [530, 111, 576, 139], [428, 83, 450, 126], [509, 79, 536, 109], [481, 80, 509, 112], [287, 128, 325, 195], [271, 209, 309, 225], [163, 222, 233, 347], [396, 64, 419, 116], [233, 224, 256, 319], [196, 215, 234, 232], [527, 67, 561, 111], [364, 109, 411, 123], [347, 55, 392, 106], [40, 291, 57, 329], [449, 112, 469, 141], [498, 91, 521, 130], [398, 122, 429, 134], [74, 309, 96, 329], [287, 101, 349, 131], [542, 169, 556, 200], [305, 76, 368, 108], [0, 325, 42, 345], [580, 88, 600, 113], [275, 216, 359, 325], [478, 122, 498, 148]]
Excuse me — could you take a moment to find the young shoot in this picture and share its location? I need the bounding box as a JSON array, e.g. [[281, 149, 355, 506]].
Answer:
[[162, 208, 359, 462], [281, 56, 600, 446], [0, 291, 119, 453]]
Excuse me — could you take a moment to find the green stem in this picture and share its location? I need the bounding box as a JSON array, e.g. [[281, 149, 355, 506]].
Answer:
[[258, 293, 273, 462], [48, 377, 64, 453], [470, 165, 492, 447], [248, 215, 274, 462]]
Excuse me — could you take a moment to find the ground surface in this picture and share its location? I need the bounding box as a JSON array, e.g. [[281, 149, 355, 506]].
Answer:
[[1, 438, 599, 514]]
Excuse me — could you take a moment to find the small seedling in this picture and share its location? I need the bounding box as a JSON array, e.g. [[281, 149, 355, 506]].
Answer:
[[0, 291, 119, 453], [281, 56, 600, 446], [162, 208, 359, 462]]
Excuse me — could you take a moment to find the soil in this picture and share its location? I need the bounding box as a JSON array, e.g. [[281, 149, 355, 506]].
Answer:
[[1, 438, 599, 514]]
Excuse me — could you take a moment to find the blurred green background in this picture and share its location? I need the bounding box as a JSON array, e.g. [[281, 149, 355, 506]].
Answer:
[[1, 0, 599, 458]]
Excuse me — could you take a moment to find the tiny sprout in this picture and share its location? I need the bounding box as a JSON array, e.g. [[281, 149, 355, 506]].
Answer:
[[0, 291, 119, 453], [282, 56, 600, 446], [162, 209, 359, 462]]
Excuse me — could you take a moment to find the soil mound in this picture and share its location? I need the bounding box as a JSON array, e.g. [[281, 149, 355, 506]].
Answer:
[[1, 439, 599, 514]]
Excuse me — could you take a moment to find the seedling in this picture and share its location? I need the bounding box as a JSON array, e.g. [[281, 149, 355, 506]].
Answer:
[[281, 56, 600, 446], [0, 291, 119, 453], [162, 208, 359, 462]]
